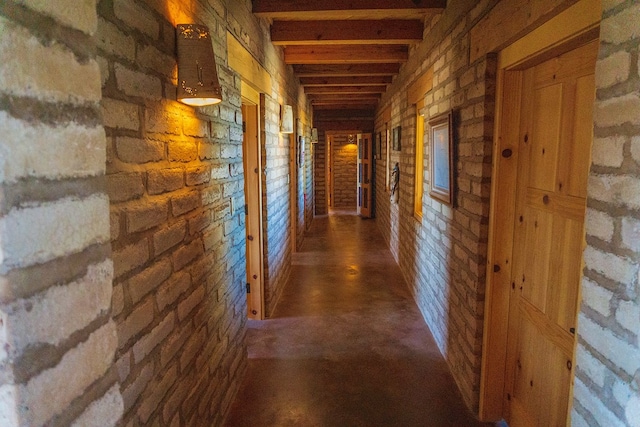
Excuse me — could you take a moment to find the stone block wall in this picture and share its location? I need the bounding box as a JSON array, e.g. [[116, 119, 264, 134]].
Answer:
[[98, 0, 248, 424], [332, 134, 359, 209], [314, 128, 328, 215], [0, 0, 123, 426], [573, 1, 640, 426]]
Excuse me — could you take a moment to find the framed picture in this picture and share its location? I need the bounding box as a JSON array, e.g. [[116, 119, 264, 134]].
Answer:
[[428, 111, 453, 205], [376, 132, 382, 159], [392, 126, 401, 151], [281, 104, 293, 134], [297, 135, 305, 168]]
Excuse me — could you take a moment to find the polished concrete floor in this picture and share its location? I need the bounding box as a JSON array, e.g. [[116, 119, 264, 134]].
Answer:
[[224, 211, 491, 427]]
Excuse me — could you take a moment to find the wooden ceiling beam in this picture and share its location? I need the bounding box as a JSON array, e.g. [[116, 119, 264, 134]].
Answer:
[[271, 20, 423, 45], [254, 0, 446, 20], [313, 104, 377, 111], [305, 85, 387, 94], [293, 63, 401, 77], [285, 45, 408, 64], [300, 76, 392, 86]]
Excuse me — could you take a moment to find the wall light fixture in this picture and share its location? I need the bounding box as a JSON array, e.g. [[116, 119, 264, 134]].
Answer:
[[176, 24, 223, 106]]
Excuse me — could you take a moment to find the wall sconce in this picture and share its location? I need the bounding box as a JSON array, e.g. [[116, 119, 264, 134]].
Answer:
[[176, 24, 223, 106]]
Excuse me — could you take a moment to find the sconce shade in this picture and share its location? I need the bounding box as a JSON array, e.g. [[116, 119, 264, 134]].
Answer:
[[176, 24, 223, 106]]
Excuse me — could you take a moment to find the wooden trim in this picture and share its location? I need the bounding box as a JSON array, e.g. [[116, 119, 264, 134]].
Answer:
[[284, 45, 409, 64], [407, 67, 434, 106], [227, 33, 272, 95], [293, 63, 401, 76], [300, 76, 392, 86], [478, 0, 600, 420], [241, 83, 260, 105]]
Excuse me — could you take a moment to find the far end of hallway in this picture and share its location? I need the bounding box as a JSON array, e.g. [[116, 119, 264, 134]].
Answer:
[[225, 212, 492, 426]]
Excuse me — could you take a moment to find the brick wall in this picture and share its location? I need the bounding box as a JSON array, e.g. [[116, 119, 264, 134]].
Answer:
[[573, 2, 640, 426], [314, 129, 328, 215], [332, 134, 359, 209], [0, 0, 123, 425]]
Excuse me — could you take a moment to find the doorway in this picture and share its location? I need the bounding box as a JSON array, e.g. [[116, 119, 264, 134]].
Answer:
[[242, 101, 265, 320], [326, 132, 361, 212], [480, 11, 599, 423]]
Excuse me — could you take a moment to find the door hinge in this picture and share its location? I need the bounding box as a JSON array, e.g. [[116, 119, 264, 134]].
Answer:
[[244, 204, 249, 215], [242, 121, 246, 133], [246, 283, 251, 294]]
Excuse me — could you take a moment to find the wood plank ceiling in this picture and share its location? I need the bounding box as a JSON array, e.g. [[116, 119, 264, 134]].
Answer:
[[253, 0, 446, 112]]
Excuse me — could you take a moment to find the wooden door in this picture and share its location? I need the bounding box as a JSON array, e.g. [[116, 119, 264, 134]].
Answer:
[[242, 103, 264, 320], [357, 133, 372, 218], [504, 40, 597, 426]]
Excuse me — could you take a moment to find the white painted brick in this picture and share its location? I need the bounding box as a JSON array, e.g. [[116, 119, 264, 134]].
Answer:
[[581, 277, 613, 317], [583, 246, 637, 286], [0, 260, 112, 362], [588, 174, 640, 211], [71, 384, 123, 427], [101, 98, 140, 131], [616, 299, 640, 334], [114, 0, 159, 38], [626, 394, 640, 427], [574, 376, 626, 427], [0, 195, 110, 270], [576, 343, 607, 387], [601, 5, 640, 45], [0, 17, 101, 103], [594, 93, 640, 127], [596, 51, 631, 89], [591, 136, 625, 167], [96, 18, 135, 61], [14, 0, 97, 34], [132, 312, 174, 363], [621, 217, 640, 252], [0, 111, 106, 184], [0, 322, 117, 427], [578, 313, 640, 376], [571, 409, 590, 427], [114, 64, 162, 100], [585, 208, 615, 242]]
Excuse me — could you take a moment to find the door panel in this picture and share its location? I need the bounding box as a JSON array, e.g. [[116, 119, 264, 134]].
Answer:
[[505, 40, 597, 426], [358, 133, 372, 218]]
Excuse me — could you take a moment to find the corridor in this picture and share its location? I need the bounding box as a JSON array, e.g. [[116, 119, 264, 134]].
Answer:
[[225, 212, 490, 426]]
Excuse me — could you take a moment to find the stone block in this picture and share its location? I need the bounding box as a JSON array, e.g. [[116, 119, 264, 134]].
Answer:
[[112, 282, 124, 317], [96, 18, 135, 61], [114, 0, 159, 38], [147, 168, 184, 195], [172, 192, 200, 216], [153, 221, 187, 256], [160, 325, 189, 368], [585, 208, 615, 242], [588, 174, 640, 211], [179, 327, 205, 370], [101, 98, 140, 131], [117, 297, 154, 348], [186, 166, 211, 186], [126, 201, 168, 233], [112, 239, 149, 278], [171, 239, 204, 272], [596, 51, 631, 89], [145, 105, 182, 135], [0, 195, 110, 270], [121, 361, 153, 413], [137, 44, 175, 78], [168, 140, 198, 162], [210, 164, 230, 180], [600, 6, 640, 45], [15, 0, 98, 34], [0, 111, 106, 184], [128, 259, 172, 304], [0, 17, 101, 103], [137, 365, 177, 423], [70, 384, 123, 427], [591, 136, 625, 168], [594, 93, 640, 128], [156, 272, 191, 312], [107, 172, 145, 203], [615, 299, 640, 333], [116, 137, 165, 164], [1, 260, 112, 360], [581, 277, 613, 317], [0, 322, 117, 427], [621, 217, 640, 252], [178, 286, 205, 321], [115, 64, 162, 100], [132, 312, 175, 363]]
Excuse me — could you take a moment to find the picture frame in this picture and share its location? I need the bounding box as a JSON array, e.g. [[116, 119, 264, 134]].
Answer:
[[392, 126, 401, 151], [428, 111, 453, 206], [297, 135, 305, 168], [280, 104, 293, 134]]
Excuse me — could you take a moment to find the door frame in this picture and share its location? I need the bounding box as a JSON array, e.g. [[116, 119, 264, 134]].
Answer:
[[479, 0, 601, 421], [241, 86, 265, 320], [326, 130, 362, 211]]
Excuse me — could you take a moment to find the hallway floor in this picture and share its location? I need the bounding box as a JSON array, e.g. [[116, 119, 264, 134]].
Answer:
[[224, 212, 491, 426]]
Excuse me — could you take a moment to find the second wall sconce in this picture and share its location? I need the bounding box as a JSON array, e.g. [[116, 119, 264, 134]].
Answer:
[[176, 24, 223, 106]]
